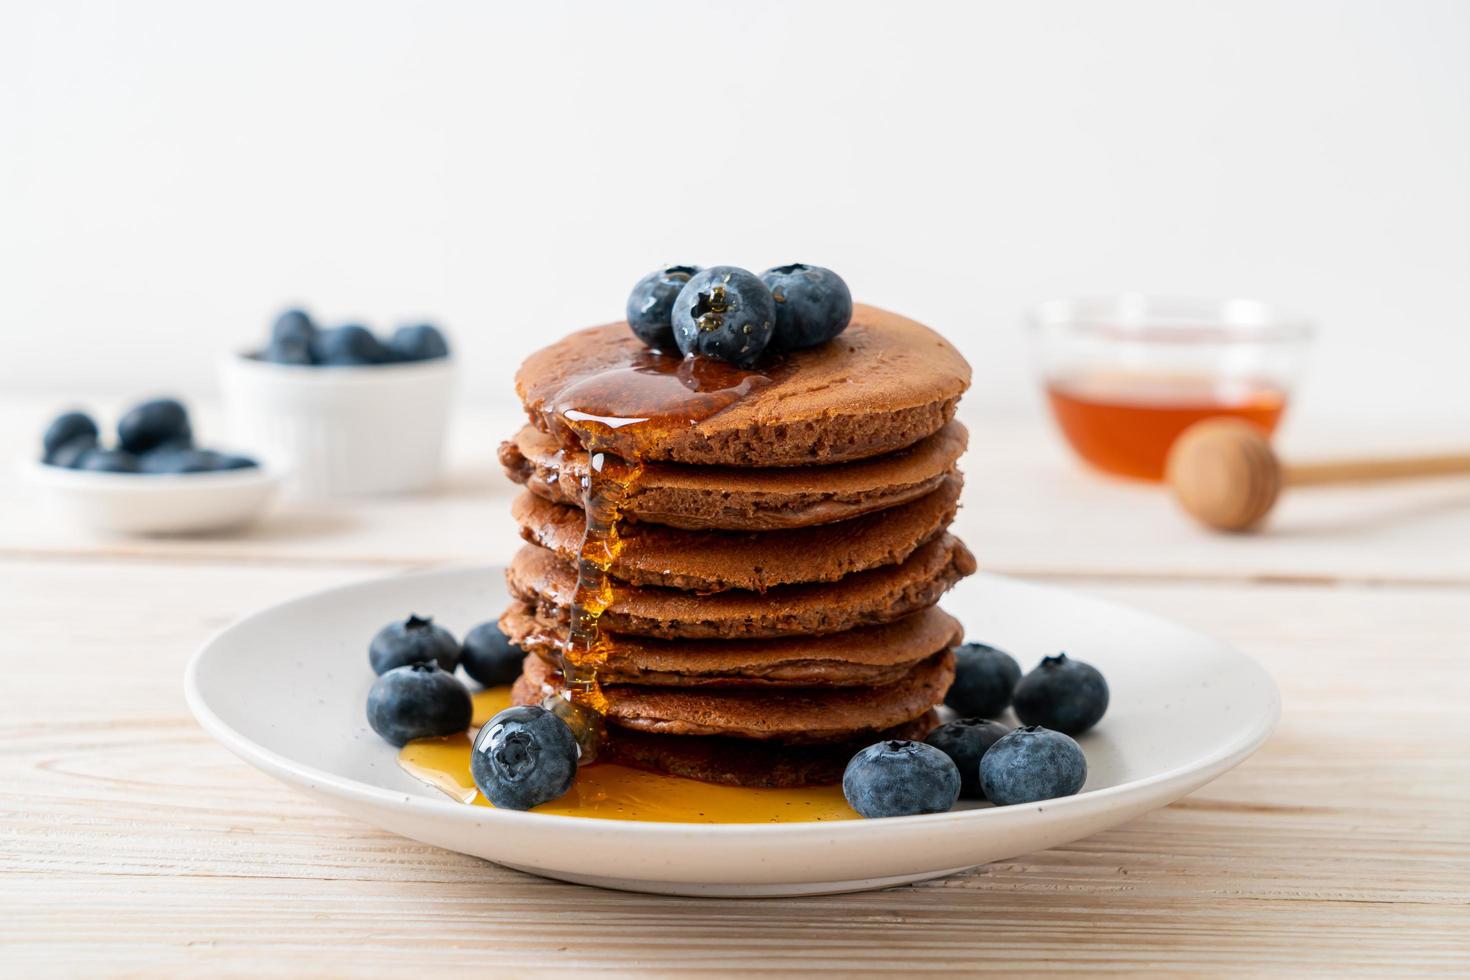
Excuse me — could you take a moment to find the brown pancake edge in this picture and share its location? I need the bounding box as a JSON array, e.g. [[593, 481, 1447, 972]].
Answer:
[[515, 304, 972, 467], [505, 533, 977, 640], [511, 473, 962, 592], [501, 603, 964, 687], [512, 649, 955, 742], [499, 420, 968, 531]]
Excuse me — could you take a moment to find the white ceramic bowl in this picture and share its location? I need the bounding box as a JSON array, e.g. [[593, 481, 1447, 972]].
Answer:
[[24, 458, 282, 536], [186, 565, 1279, 897], [218, 353, 454, 497]]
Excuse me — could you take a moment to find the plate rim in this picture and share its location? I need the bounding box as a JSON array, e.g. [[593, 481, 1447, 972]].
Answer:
[[184, 564, 1280, 837]]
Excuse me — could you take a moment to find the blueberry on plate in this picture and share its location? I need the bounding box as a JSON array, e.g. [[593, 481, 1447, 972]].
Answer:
[[460, 620, 527, 687], [944, 642, 1022, 718], [271, 308, 317, 347], [979, 725, 1087, 805], [925, 717, 1012, 799], [671, 266, 775, 367], [760, 264, 853, 351], [43, 411, 99, 460], [842, 739, 960, 818], [140, 448, 220, 474], [368, 614, 460, 675], [311, 324, 388, 366], [387, 324, 450, 362], [1012, 653, 1109, 735], [366, 662, 473, 747], [471, 704, 579, 810], [74, 448, 141, 473], [262, 335, 315, 365], [626, 265, 702, 350], [117, 398, 192, 455], [210, 452, 259, 471]]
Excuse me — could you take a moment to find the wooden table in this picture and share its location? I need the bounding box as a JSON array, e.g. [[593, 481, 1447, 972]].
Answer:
[[4, 398, 1468, 974]]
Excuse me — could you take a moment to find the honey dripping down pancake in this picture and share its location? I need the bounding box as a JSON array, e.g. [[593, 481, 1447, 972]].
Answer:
[[513, 304, 973, 775]]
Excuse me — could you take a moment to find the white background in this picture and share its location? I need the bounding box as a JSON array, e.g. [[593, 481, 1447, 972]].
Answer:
[[3, 0, 1468, 431]]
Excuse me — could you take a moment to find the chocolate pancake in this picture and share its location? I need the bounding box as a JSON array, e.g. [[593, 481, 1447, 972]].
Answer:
[[506, 534, 976, 639], [502, 603, 963, 687], [512, 475, 962, 592], [603, 712, 941, 788], [513, 650, 954, 741], [515, 304, 971, 466], [500, 420, 967, 531]]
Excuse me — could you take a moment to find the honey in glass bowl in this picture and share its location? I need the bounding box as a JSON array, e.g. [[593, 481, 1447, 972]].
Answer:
[[1030, 296, 1312, 482]]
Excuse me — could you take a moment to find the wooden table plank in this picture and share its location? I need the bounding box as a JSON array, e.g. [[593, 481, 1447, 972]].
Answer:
[[2, 557, 1466, 974]]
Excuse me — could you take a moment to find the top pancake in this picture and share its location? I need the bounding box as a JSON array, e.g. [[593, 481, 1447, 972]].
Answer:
[[515, 304, 971, 466], [500, 420, 967, 531]]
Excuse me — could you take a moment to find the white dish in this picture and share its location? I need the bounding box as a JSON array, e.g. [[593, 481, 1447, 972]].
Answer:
[[218, 353, 454, 497], [185, 566, 1278, 897], [24, 458, 282, 536]]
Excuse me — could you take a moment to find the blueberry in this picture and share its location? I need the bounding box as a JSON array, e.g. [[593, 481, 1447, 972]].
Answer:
[[470, 705, 579, 810], [43, 411, 99, 459], [140, 448, 220, 474], [671, 266, 775, 367], [210, 452, 259, 471], [76, 448, 141, 473], [626, 265, 702, 350], [760, 264, 853, 351], [460, 620, 527, 687], [842, 739, 960, 818], [979, 725, 1087, 805], [1012, 653, 1109, 735], [262, 336, 315, 365], [368, 614, 460, 675], [47, 434, 98, 468], [366, 662, 472, 747], [117, 398, 192, 454], [387, 323, 451, 362], [944, 642, 1022, 718], [311, 324, 388, 366], [925, 717, 1012, 799], [271, 308, 317, 346]]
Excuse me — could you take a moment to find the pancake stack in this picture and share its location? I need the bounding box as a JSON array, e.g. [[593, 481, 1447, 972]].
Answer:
[[499, 304, 975, 787]]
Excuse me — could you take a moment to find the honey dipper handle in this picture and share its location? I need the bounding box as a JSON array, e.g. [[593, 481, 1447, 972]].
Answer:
[[1284, 453, 1470, 487]]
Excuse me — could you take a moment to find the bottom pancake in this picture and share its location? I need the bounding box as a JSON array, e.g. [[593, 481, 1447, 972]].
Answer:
[[602, 712, 941, 788], [512, 649, 954, 742]]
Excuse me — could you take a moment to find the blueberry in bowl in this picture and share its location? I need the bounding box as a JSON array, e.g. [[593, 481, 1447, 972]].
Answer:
[[979, 725, 1088, 805], [388, 323, 451, 362], [842, 739, 961, 818], [460, 620, 528, 688], [943, 641, 1022, 718], [117, 398, 192, 455], [626, 265, 702, 350], [368, 614, 460, 675], [671, 266, 776, 367], [312, 324, 389, 367], [925, 717, 1012, 799], [1012, 653, 1109, 735], [76, 448, 142, 473], [471, 705, 579, 810], [760, 264, 853, 351], [366, 662, 473, 747]]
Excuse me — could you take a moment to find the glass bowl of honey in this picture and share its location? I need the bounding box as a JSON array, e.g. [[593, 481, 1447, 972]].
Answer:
[[1030, 295, 1313, 481]]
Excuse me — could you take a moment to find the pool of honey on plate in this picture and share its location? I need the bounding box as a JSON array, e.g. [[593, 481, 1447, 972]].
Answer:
[[397, 687, 857, 823], [1046, 372, 1287, 481]]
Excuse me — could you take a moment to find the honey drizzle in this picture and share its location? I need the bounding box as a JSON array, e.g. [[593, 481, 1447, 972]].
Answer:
[[537, 348, 788, 763]]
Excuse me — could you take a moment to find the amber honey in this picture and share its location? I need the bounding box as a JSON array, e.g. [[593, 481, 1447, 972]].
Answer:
[[398, 687, 856, 822], [1046, 373, 1287, 481]]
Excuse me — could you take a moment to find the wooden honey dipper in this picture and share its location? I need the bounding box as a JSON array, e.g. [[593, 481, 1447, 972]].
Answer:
[[1165, 419, 1470, 532]]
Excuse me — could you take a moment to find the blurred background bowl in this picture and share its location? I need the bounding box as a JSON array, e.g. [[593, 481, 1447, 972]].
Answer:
[[219, 354, 455, 497], [1029, 295, 1314, 481], [24, 458, 282, 535]]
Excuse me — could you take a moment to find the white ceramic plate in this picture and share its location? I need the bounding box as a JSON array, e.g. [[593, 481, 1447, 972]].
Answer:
[[24, 458, 283, 535], [185, 566, 1278, 897]]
